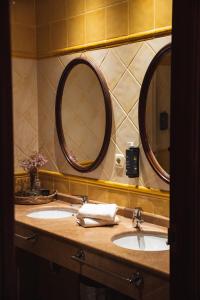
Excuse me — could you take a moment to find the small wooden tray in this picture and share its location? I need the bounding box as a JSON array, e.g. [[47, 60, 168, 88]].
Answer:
[[15, 191, 57, 205]]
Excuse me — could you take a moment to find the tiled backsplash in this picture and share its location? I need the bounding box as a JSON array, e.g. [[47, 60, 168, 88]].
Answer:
[[14, 170, 169, 217], [37, 35, 171, 191]]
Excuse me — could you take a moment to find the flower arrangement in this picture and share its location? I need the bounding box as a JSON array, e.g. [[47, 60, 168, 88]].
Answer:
[[19, 152, 48, 172], [19, 152, 48, 191]]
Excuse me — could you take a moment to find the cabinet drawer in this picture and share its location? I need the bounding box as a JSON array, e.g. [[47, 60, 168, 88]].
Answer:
[[71, 247, 169, 300], [15, 223, 80, 274]]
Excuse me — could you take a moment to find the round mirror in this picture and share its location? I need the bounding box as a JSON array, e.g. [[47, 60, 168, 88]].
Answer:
[[55, 58, 112, 172], [139, 44, 171, 183]]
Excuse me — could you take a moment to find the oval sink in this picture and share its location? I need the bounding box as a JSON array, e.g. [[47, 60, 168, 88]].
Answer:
[[26, 207, 76, 219], [112, 232, 169, 251]]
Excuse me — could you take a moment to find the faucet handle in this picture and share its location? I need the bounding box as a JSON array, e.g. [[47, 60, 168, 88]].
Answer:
[[133, 207, 143, 219], [81, 195, 88, 204], [133, 207, 143, 230]]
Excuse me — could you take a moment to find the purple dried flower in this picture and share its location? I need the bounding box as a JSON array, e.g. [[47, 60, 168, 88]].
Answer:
[[19, 152, 48, 172]]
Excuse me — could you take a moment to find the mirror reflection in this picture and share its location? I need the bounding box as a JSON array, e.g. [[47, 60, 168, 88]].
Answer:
[[56, 58, 112, 172], [61, 63, 106, 167], [146, 51, 171, 174], [139, 44, 171, 183]]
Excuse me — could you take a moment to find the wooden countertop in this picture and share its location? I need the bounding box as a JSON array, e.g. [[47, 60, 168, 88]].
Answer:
[[15, 200, 169, 279]]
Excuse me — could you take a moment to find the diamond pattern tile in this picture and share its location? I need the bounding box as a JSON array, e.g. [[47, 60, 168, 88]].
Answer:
[[112, 70, 140, 113], [129, 101, 139, 129], [147, 36, 171, 53], [113, 117, 139, 154], [100, 49, 126, 90], [111, 93, 126, 131], [129, 42, 155, 84], [59, 52, 81, 67], [12, 58, 38, 172], [85, 48, 109, 66], [38, 57, 64, 91], [113, 42, 142, 67]]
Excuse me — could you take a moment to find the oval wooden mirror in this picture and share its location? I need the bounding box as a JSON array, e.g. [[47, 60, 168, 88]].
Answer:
[[139, 44, 171, 183], [55, 57, 112, 172]]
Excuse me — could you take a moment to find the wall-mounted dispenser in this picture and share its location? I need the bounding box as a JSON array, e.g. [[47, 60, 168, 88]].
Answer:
[[126, 141, 139, 178]]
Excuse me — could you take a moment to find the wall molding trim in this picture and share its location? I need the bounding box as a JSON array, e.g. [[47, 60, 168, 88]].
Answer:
[[12, 26, 171, 60]]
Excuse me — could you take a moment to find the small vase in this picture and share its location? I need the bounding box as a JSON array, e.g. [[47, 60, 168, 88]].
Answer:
[[29, 168, 41, 191]]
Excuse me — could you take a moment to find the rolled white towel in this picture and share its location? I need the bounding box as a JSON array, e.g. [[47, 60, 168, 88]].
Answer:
[[77, 203, 118, 221], [77, 216, 119, 228]]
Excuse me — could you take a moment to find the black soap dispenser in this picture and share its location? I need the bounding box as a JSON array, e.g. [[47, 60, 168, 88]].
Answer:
[[126, 141, 139, 178]]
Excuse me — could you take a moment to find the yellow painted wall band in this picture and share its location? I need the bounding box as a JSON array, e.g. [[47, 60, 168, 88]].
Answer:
[[12, 26, 171, 59]]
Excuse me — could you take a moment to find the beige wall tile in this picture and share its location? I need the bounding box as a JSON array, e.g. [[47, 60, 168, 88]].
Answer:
[[68, 15, 85, 47], [12, 57, 38, 172], [11, 24, 36, 55], [12, 0, 171, 57], [112, 70, 140, 113], [88, 185, 109, 202], [50, 20, 67, 50], [107, 189, 129, 207], [37, 25, 50, 55], [106, 2, 128, 39], [67, 0, 85, 18], [12, 0, 36, 26], [106, 0, 123, 5], [86, 9, 106, 43], [36, 0, 50, 26], [53, 177, 70, 194], [129, 42, 155, 84], [155, 0, 172, 28], [40, 174, 54, 191], [100, 50, 126, 90], [86, 0, 106, 11], [153, 198, 169, 217], [69, 181, 88, 196], [132, 195, 155, 214], [49, 0, 66, 22], [129, 0, 154, 34]]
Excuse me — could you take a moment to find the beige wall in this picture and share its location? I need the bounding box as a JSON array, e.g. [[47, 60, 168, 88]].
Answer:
[[37, 35, 171, 191], [12, 58, 38, 171], [36, 0, 172, 57], [10, 0, 172, 58], [11, 1, 171, 194], [10, 0, 37, 57]]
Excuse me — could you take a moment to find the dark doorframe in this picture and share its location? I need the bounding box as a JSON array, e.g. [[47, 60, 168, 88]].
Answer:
[[0, 1, 16, 300], [170, 1, 200, 299]]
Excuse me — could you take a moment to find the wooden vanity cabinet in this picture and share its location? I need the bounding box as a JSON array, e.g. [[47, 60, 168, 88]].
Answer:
[[15, 222, 169, 300], [16, 248, 80, 300]]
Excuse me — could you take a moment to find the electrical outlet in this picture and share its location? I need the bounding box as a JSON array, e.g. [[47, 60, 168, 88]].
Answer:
[[115, 154, 125, 168]]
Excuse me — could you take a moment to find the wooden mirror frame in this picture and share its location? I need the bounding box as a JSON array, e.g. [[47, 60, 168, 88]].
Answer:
[[139, 43, 171, 183], [55, 57, 112, 173]]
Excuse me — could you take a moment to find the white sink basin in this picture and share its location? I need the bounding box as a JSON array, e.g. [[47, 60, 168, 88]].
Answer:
[[26, 207, 76, 219], [112, 232, 169, 251]]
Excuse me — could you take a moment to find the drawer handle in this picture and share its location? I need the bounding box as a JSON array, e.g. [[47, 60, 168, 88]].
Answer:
[[71, 249, 144, 288], [15, 233, 37, 242]]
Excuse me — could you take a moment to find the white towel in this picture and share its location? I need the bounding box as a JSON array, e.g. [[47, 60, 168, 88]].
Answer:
[[77, 203, 118, 222], [77, 216, 119, 228]]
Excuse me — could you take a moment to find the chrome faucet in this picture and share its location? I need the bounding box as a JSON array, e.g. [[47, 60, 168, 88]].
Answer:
[[132, 207, 143, 230]]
